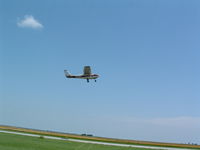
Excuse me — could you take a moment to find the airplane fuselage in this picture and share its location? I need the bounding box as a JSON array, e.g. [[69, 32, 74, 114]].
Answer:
[[66, 74, 99, 80]]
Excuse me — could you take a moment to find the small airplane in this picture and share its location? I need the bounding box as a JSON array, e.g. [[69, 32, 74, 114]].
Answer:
[[64, 66, 99, 82]]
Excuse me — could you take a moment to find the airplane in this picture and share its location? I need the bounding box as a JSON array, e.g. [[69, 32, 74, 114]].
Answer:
[[64, 66, 99, 82]]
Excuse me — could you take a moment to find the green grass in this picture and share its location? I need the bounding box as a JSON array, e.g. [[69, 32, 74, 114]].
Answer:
[[0, 133, 150, 150], [1, 128, 199, 149]]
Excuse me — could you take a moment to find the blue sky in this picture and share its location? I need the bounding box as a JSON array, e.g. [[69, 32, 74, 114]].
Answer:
[[1, 0, 200, 144]]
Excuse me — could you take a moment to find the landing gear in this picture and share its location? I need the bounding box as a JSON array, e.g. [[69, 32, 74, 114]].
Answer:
[[86, 79, 97, 83]]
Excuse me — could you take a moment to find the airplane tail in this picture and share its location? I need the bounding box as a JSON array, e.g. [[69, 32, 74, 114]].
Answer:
[[64, 70, 71, 77]]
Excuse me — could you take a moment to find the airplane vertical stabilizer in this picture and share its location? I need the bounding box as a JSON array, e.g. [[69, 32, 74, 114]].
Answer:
[[64, 70, 71, 77]]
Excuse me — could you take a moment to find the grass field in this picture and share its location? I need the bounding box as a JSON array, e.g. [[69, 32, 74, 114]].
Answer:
[[0, 132, 150, 150], [1, 125, 199, 149]]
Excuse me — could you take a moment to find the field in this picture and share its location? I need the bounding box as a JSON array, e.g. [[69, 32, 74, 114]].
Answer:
[[1, 125, 200, 149], [0, 132, 149, 150]]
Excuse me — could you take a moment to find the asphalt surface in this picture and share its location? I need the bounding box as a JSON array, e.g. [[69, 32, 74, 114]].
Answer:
[[0, 130, 196, 150]]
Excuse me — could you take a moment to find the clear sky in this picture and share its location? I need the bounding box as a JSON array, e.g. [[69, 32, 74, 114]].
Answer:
[[1, 0, 200, 144]]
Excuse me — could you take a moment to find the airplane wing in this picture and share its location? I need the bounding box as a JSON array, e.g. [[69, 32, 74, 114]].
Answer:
[[83, 66, 91, 75]]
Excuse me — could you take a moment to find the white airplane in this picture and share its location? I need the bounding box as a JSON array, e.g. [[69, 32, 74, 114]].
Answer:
[[64, 66, 99, 82]]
